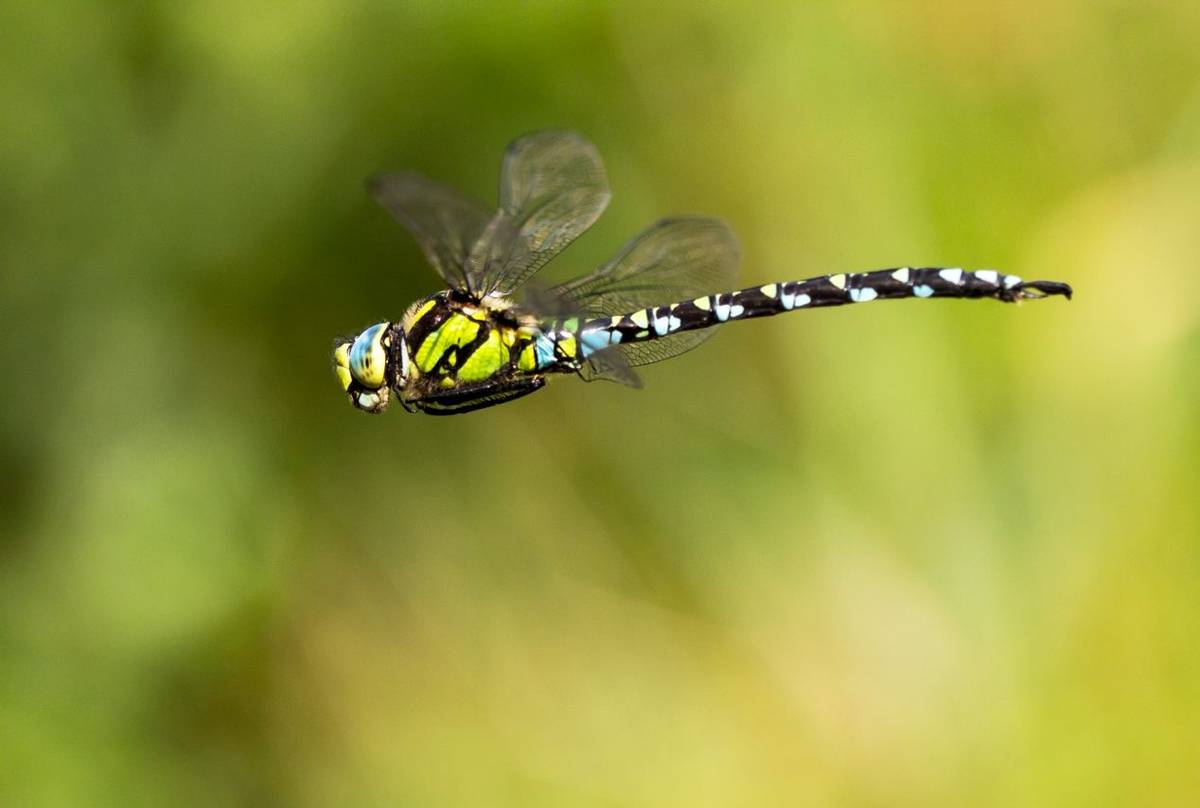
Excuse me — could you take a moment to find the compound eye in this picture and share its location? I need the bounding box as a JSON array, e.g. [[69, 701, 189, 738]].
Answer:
[[333, 342, 353, 391], [349, 323, 389, 388]]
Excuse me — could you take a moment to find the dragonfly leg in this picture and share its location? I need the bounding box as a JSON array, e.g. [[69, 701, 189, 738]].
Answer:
[[410, 375, 546, 415]]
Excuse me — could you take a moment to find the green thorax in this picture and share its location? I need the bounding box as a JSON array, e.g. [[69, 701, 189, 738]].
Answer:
[[400, 292, 546, 391]]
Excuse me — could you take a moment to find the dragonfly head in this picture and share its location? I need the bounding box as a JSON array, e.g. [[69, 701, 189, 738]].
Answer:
[[333, 322, 409, 413]]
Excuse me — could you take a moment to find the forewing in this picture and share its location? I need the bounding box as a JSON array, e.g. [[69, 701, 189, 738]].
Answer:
[[552, 217, 741, 370], [369, 172, 492, 292], [466, 130, 611, 296]]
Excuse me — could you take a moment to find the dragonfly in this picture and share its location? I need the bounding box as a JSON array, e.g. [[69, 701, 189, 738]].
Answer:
[[334, 130, 1071, 415]]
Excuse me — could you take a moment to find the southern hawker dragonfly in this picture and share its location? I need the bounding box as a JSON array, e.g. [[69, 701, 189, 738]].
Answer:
[[334, 130, 1071, 415]]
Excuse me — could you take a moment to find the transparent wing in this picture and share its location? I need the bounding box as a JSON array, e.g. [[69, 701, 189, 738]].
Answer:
[[549, 216, 741, 381], [551, 217, 740, 316], [578, 348, 644, 388], [612, 332, 721, 369], [368, 172, 492, 292], [465, 130, 611, 297]]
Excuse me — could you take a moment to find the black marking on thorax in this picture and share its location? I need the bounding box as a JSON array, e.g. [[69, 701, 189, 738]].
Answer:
[[404, 293, 454, 350]]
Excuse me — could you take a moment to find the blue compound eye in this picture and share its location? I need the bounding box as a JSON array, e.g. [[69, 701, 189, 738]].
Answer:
[[349, 323, 389, 389]]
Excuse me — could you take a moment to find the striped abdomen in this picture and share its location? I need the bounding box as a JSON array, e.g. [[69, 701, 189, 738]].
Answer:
[[570, 267, 1072, 357]]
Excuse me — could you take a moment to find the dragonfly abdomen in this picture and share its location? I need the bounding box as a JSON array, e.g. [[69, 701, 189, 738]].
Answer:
[[577, 267, 1072, 354]]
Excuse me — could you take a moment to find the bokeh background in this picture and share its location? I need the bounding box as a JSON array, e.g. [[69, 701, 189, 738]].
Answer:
[[3, 1, 1199, 805]]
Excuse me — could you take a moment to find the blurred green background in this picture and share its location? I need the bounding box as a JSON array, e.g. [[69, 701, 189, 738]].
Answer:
[[3, 1, 1199, 805]]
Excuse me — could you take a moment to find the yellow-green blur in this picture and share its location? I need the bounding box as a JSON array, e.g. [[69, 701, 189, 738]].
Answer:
[[3, 2, 1199, 806]]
